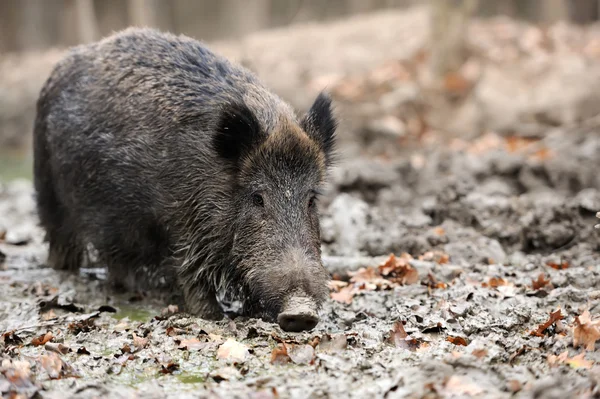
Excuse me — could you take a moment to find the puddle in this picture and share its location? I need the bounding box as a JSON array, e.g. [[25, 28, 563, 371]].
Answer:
[[0, 148, 33, 182]]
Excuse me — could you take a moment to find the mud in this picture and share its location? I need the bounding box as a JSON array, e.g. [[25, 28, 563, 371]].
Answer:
[[2, 7, 600, 399]]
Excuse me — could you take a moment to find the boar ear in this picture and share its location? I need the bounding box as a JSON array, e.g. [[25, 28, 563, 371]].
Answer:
[[301, 92, 337, 163], [213, 102, 263, 164]]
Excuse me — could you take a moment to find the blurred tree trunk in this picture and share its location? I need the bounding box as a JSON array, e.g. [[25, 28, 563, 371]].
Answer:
[[62, 0, 99, 44], [567, 0, 600, 24], [0, 0, 21, 52], [219, 0, 270, 38], [428, 0, 477, 85], [128, 0, 159, 27]]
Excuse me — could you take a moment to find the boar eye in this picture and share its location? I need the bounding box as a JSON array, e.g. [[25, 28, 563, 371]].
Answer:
[[251, 193, 264, 207], [308, 195, 318, 209]]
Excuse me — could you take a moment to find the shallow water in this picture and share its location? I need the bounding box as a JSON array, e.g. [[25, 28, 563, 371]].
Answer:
[[0, 148, 33, 181]]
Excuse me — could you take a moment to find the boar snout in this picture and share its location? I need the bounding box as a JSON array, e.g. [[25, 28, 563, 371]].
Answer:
[[277, 295, 319, 332]]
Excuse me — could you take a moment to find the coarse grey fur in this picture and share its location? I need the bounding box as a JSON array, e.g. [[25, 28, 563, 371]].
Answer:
[[33, 27, 337, 327]]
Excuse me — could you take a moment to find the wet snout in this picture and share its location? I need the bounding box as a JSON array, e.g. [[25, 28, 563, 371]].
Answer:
[[277, 295, 319, 332]]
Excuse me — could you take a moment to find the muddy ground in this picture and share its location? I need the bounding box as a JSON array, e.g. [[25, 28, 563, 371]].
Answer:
[[2, 6, 600, 399]]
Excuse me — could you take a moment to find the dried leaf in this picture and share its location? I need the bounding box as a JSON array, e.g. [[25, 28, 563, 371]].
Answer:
[[481, 277, 507, 288], [270, 344, 290, 365], [547, 350, 569, 366], [546, 260, 569, 270], [330, 285, 355, 304], [377, 254, 419, 285], [132, 333, 149, 352], [505, 136, 537, 153], [446, 336, 468, 346], [388, 321, 421, 351], [1, 359, 34, 389], [31, 332, 53, 347], [41, 309, 57, 321], [471, 348, 487, 359], [443, 72, 472, 96], [444, 375, 484, 396], [531, 274, 551, 290], [39, 352, 78, 379], [530, 309, 564, 337], [216, 338, 249, 363], [161, 305, 179, 316], [566, 352, 594, 369], [573, 310, 600, 351], [548, 351, 593, 369]]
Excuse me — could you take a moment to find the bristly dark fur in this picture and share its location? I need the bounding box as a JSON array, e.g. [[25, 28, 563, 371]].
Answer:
[[33, 27, 337, 322]]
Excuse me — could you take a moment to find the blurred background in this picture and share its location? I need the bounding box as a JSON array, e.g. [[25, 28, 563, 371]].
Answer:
[[2, 0, 600, 182], [1, 0, 599, 52]]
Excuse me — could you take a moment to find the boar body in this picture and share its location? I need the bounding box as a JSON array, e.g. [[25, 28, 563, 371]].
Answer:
[[33, 28, 336, 331]]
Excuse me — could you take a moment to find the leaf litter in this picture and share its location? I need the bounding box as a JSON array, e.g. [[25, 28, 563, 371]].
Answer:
[[2, 6, 600, 398]]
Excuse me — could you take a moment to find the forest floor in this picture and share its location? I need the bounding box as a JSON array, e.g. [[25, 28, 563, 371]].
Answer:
[[2, 6, 600, 399]]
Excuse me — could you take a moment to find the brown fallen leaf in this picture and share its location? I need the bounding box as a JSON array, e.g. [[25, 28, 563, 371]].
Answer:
[[41, 309, 57, 321], [161, 304, 179, 316], [506, 380, 522, 393], [1, 359, 34, 389], [217, 338, 249, 363], [505, 136, 538, 153], [446, 336, 468, 346], [530, 309, 564, 337], [471, 348, 488, 359], [573, 310, 600, 351], [419, 251, 450, 265], [330, 285, 355, 304], [426, 273, 448, 290], [350, 266, 390, 290], [444, 375, 483, 396], [546, 260, 569, 270], [548, 351, 594, 369], [31, 332, 53, 347], [39, 352, 78, 379], [531, 273, 551, 290], [547, 350, 568, 366], [378, 253, 419, 285], [388, 321, 421, 351], [132, 333, 149, 352], [566, 352, 594, 369], [481, 277, 507, 288], [270, 343, 290, 365]]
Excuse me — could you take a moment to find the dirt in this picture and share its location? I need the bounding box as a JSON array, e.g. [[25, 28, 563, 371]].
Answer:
[[2, 6, 600, 399]]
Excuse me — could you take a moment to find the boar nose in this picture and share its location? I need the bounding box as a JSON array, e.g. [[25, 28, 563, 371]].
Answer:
[[277, 295, 319, 332]]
